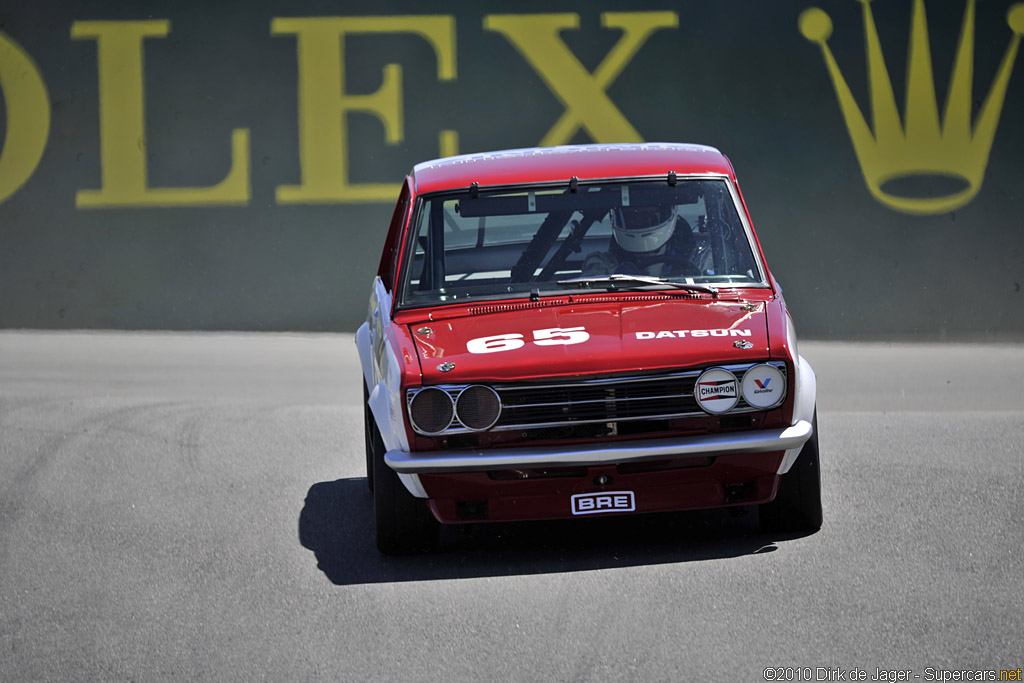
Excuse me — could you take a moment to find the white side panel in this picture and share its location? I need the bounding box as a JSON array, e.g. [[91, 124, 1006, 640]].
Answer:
[[778, 354, 816, 474], [367, 338, 410, 454], [398, 473, 429, 498], [358, 277, 425, 497], [355, 322, 373, 391]]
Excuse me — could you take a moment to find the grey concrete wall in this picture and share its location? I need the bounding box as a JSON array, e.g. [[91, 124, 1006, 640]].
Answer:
[[1, 1, 1022, 338]]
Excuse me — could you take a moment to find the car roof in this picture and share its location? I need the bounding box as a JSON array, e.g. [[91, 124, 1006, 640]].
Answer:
[[410, 143, 735, 195]]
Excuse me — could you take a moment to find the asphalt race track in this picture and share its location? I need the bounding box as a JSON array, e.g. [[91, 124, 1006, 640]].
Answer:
[[1, 332, 1021, 681]]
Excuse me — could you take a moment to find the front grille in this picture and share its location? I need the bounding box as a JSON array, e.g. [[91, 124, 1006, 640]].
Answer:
[[410, 362, 785, 435], [496, 373, 702, 428]]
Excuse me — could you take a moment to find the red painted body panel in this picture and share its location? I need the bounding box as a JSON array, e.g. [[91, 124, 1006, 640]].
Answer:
[[376, 178, 413, 292], [386, 320, 422, 388], [763, 296, 797, 425], [421, 452, 784, 523], [406, 296, 771, 384]]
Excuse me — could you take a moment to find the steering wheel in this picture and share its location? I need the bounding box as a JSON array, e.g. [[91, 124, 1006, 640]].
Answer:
[[625, 254, 701, 277]]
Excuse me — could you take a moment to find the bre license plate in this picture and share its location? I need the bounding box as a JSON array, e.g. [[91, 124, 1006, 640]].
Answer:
[[571, 491, 636, 516]]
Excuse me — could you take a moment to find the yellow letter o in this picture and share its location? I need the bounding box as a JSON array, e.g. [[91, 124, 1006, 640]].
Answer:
[[0, 31, 51, 204]]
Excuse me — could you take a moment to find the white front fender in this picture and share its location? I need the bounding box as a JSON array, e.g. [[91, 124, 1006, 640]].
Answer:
[[778, 354, 816, 474]]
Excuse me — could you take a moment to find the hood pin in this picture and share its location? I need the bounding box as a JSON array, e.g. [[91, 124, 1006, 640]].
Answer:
[[734, 340, 754, 350], [437, 362, 456, 372]]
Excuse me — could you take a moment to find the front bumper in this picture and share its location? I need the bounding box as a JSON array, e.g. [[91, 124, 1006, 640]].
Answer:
[[385, 420, 813, 474]]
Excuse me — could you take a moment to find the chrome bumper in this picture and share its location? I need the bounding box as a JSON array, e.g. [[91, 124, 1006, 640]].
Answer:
[[385, 420, 813, 474]]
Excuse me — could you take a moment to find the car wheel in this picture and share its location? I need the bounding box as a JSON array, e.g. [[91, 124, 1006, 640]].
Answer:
[[369, 407, 441, 554], [760, 413, 822, 532], [363, 384, 374, 493]]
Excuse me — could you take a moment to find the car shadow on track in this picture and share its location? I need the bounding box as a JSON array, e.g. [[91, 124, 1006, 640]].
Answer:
[[298, 478, 815, 586]]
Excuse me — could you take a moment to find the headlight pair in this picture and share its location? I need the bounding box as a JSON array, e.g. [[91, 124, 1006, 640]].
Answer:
[[408, 385, 501, 435]]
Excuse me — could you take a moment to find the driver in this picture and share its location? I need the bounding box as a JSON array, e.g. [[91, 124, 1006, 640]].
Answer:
[[582, 204, 695, 277]]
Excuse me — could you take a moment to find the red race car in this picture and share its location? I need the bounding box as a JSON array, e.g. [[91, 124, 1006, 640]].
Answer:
[[356, 143, 820, 553]]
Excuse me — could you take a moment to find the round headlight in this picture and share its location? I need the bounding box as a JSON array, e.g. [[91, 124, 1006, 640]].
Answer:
[[455, 385, 502, 431], [408, 387, 454, 435], [741, 364, 786, 409], [694, 368, 739, 414]]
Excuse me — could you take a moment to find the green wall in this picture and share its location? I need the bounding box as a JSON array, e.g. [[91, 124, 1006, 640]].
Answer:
[[2, 1, 1023, 338]]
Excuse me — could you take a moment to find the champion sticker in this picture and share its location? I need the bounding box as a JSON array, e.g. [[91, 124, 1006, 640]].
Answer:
[[694, 368, 739, 414]]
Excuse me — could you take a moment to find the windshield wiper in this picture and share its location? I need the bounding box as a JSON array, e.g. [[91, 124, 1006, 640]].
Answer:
[[556, 274, 719, 298]]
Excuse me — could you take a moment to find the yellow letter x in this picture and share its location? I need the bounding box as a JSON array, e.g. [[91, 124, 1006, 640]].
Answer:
[[485, 12, 678, 146]]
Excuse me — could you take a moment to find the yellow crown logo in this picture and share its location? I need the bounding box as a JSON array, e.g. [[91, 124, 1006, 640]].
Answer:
[[800, 0, 1024, 214]]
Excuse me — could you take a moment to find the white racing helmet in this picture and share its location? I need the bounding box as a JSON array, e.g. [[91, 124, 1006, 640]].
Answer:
[[610, 204, 677, 253]]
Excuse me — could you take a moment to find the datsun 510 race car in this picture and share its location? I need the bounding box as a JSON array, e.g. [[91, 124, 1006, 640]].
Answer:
[[356, 143, 821, 553]]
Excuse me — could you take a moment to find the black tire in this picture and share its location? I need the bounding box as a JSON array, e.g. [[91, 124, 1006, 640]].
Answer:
[[369, 406, 440, 554], [362, 384, 374, 493], [760, 413, 823, 532]]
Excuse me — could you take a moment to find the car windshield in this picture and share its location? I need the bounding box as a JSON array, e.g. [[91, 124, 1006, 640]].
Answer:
[[398, 177, 765, 308]]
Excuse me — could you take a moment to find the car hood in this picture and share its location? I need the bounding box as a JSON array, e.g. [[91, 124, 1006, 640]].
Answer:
[[409, 298, 770, 384]]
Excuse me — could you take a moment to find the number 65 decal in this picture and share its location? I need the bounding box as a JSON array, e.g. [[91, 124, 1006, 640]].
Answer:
[[466, 327, 590, 354]]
